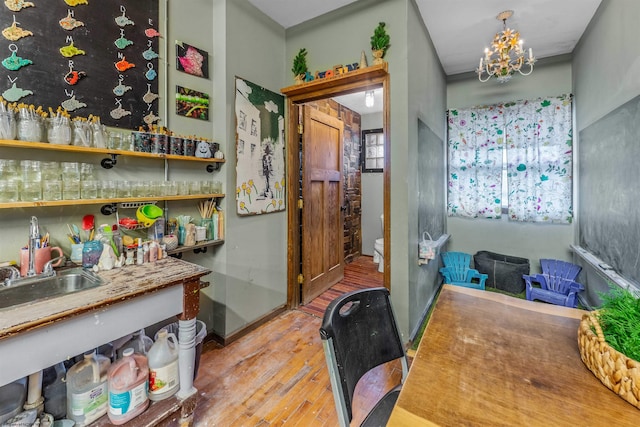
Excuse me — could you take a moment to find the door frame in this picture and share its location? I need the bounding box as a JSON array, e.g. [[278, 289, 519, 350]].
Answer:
[[281, 64, 390, 308]]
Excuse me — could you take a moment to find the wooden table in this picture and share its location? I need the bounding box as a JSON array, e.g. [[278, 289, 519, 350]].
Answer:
[[387, 285, 639, 426]]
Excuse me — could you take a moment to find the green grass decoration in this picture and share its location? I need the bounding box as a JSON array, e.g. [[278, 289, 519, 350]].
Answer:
[[597, 286, 640, 362]]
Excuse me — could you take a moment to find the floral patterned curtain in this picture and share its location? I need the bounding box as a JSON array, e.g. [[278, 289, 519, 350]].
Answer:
[[447, 105, 504, 218], [447, 94, 573, 223], [504, 95, 573, 223]]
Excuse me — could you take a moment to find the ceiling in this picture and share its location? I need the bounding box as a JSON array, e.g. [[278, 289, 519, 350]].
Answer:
[[248, 0, 602, 111]]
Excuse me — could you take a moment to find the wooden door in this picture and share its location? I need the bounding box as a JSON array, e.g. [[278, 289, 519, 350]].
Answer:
[[301, 106, 345, 305]]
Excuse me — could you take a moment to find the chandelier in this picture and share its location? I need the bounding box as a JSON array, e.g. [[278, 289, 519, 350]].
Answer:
[[477, 10, 535, 83]]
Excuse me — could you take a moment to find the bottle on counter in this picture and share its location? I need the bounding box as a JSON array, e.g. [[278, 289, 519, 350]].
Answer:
[[107, 348, 149, 425], [147, 329, 180, 401], [136, 239, 144, 265], [149, 241, 158, 262], [66, 351, 110, 426]]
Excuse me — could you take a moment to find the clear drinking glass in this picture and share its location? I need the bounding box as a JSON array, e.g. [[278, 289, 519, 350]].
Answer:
[[21, 160, 41, 182], [41, 161, 61, 181], [47, 117, 72, 145], [0, 180, 19, 202], [81, 180, 98, 199], [189, 181, 201, 195], [101, 180, 116, 198], [62, 180, 81, 200], [42, 180, 62, 201], [21, 180, 42, 201], [117, 180, 132, 198], [61, 162, 80, 181]]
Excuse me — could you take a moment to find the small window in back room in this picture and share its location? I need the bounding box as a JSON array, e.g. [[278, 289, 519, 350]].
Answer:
[[362, 128, 384, 172]]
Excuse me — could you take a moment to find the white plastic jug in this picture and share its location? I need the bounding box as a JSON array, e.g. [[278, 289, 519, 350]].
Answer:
[[66, 351, 110, 426], [107, 347, 149, 425], [147, 329, 180, 401]]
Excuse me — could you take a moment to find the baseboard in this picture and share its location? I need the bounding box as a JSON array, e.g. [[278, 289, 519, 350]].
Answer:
[[204, 304, 288, 347]]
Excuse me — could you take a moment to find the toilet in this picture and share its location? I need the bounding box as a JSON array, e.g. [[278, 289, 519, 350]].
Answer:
[[373, 214, 384, 272]]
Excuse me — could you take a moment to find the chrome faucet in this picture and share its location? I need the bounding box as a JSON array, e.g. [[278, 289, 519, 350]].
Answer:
[[27, 216, 39, 277]]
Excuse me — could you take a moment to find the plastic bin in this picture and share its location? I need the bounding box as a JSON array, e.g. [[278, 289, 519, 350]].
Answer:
[[473, 251, 530, 294], [155, 320, 207, 380]]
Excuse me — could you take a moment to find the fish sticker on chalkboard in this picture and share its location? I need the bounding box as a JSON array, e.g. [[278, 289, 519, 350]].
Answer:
[[60, 40, 85, 58], [115, 7, 134, 27], [2, 44, 32, 71], [114, 29, 133, 50], [59, 10, 85, 31], [64, 62, 86, 85], [2, 16, 33, 41], [4, 0, 34, 12], [145, 63, 157, 81], [64, 0, 88, 6], [112, 75, 131, 96], [110, 99, 131, 120], [142, 41, 158, 60], [61, 92, 86, 112], [3, 77, 32, 102], [143, 111, 160, 125], [144, 28, 161, 38], [114, 56, 135, 72], [142, 84, 158, 104]]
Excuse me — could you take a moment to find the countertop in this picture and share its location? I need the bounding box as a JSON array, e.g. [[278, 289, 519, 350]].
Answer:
[[0, 257, 210, 341]]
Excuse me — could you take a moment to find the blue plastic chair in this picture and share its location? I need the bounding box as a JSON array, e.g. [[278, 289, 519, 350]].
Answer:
[[439, 252, 487, 290], [523, 259, 584, 307]]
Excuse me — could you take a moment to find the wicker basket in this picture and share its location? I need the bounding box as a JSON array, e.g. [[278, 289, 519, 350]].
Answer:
[[578, 312, 640, 408]]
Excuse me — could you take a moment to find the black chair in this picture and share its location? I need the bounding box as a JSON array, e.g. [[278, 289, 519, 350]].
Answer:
[[319, 287, 409, 427]]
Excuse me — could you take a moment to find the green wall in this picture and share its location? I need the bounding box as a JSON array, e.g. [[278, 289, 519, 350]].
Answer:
[[200, 0, 288, 338], [286, 0, 447, 339], [446, 59, 575, 271]]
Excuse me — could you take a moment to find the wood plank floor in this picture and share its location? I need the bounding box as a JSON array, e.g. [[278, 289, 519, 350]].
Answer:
[[298, 255, 383, 318], [192, 256, 400, 426]]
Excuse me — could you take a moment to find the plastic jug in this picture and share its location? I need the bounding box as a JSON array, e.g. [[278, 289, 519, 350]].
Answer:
[[107, 347, 149, 425], [147, 329, 180, 401], [66, 351, 110, 426], [116, 329, 153, 358], [42, 362, 67, 420]]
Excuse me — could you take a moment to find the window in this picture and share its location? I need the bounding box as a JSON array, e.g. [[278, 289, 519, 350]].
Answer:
[[447, 94, 573, 224], [362, 128, 384, 172]]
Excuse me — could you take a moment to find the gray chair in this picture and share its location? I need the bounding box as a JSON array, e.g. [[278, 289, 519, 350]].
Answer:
[[319, 287, 409, 427]]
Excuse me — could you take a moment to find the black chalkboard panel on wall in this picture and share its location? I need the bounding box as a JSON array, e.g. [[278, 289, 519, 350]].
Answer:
[[579, 95, 640, 286], [1, 0, 159, 129]]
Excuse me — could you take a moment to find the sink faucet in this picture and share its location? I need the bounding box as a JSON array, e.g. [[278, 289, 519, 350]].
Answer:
[[27, 216, 39, 277]]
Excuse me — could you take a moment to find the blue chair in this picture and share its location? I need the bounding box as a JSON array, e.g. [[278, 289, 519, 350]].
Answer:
[[523, 259, 584, 308], [439, 252, 487, 290]]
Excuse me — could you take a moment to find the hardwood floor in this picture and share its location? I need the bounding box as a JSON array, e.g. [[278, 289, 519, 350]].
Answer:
[[298, 255, 384, 318], [192, 256, 399, 426]]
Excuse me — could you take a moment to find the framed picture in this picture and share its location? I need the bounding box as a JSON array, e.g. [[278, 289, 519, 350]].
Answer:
[[175, 86, 209, 121], [362, 128, 384, 172], [175, 41, 209, 78], [234, 77, 286, 215]]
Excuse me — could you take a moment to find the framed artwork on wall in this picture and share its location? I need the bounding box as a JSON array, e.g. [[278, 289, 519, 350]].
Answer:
[[175, 41, 209, 78], [234, 77, 286, 215], [175, 85, 209, 120], [362, 128, 384, 172]]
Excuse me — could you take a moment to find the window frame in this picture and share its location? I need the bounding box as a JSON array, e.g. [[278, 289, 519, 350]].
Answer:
[[361, 128, 384, 173]]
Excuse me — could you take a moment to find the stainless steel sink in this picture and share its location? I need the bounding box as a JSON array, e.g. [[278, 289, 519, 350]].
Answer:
[[0, 268, 104, 310]]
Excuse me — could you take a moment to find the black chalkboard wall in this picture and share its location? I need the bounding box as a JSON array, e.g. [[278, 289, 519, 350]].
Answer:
[[579, 95, 640, 285], [1, 1, 159, 129], [418, 119, 445, 240]]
